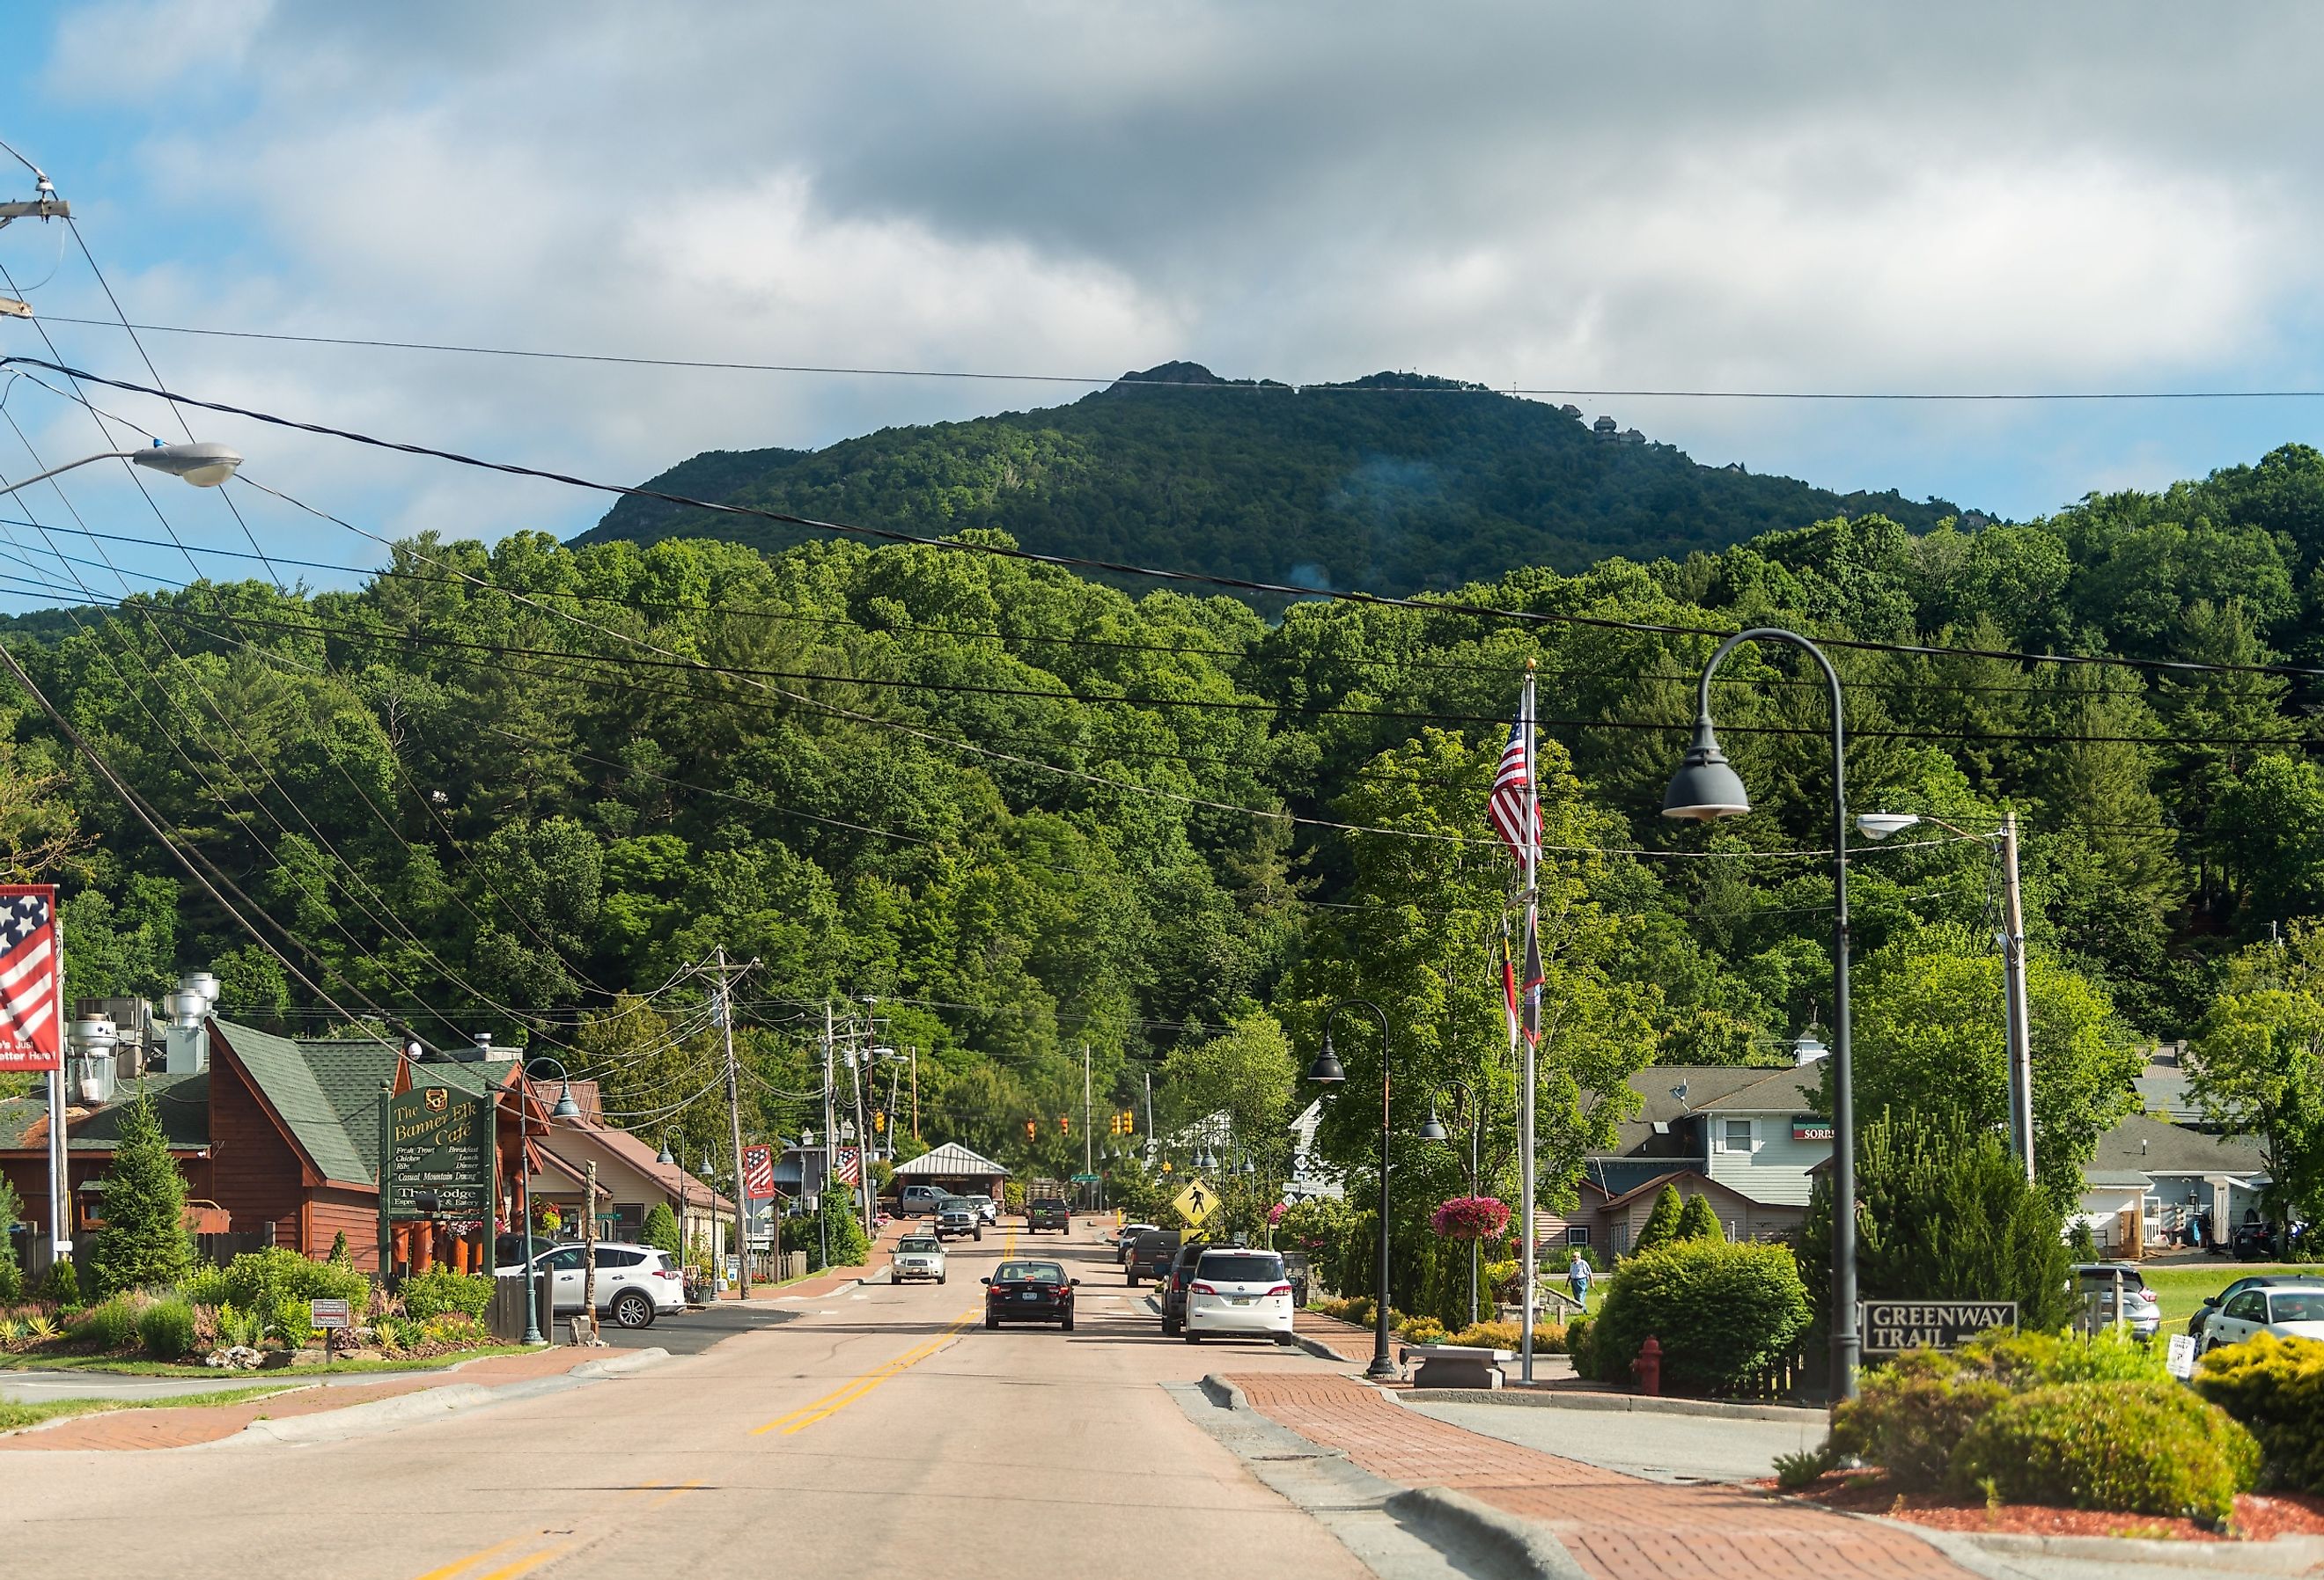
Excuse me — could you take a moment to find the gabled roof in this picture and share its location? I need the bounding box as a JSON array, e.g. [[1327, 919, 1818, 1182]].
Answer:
[[892, 1141, 1011, 1179], [0, 1072, 211, 1152], [1596, 1064, 1822, 1154], [2092, 1113, 2265, 1178], [1596, 1168, 1761, 1214], [212, 1020, 373, 1187]]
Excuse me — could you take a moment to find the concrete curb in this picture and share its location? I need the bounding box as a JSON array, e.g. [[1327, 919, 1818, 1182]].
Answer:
[[1915, 1525, 2324, 1576], [569, 1347, 672, 1380], [1383, 1486, 1592, 1580], [206, 1383, 500, 1448], [1289, 1332, 1365, 1365], [1198, 1373, 1249, 1412], [1401, 1386, 1826, 1424]]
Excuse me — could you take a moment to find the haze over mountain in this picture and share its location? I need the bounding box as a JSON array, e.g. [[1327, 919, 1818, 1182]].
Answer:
[[577, 364, 1963, 596]]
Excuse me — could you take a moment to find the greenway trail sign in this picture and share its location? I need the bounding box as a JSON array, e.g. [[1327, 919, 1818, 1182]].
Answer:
[[385, 1085, 492, 1219], [1859, 1300, 2018, 1354]]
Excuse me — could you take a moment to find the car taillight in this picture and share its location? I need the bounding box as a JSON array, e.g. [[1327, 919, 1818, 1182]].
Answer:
[[1266, 1283, 1292, 1297], [1191, 1282, 1217, 1296], [654, 1268, 681, 1279]]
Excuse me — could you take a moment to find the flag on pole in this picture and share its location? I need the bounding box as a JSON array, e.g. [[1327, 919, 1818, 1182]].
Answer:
[[1521, 902, 1544, 1049], [1499, 915, 1521, 1052], [741, 1144, 776, 1202], [1486, 704, 1535, 863], [0, 886, 61, 1073]]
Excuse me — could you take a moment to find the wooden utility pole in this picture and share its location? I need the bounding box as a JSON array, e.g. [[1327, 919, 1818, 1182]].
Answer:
[[717, 946, 750, 1299], [580, 1159, 599, 1343], [1999, 810, 2035, 1185], [910, 1044, 920, 1141]]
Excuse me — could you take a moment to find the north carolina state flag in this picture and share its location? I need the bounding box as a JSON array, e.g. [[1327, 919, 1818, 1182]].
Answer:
[[0, 886, 61, 1072]]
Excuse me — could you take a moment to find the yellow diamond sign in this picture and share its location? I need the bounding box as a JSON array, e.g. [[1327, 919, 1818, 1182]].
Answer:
[[1173, 1178, 1217, 1227]]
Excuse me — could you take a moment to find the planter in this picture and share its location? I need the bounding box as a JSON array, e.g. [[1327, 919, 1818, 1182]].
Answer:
[[1430, 1196, 1512, 1241]]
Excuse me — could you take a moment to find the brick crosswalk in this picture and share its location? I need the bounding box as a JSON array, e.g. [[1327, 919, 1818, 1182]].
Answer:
[[1226, 1371, 1968, 1580]]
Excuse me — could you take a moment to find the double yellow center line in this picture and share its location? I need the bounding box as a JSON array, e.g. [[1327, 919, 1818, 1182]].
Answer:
[[754, 1307, 981, 1436]]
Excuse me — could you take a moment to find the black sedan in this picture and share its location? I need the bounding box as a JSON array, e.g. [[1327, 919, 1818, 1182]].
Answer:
[[983, 1260, 1079, 1330]]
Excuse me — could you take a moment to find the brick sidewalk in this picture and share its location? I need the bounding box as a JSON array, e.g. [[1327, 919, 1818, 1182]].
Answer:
[[1293, 1310, 1379, 1363], [1, 1345, 595, 1453], [1226, 1371, 1967, 1580]]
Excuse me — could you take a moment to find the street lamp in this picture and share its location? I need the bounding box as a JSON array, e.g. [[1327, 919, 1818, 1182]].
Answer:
[[1308, 999, 1398, 1381], [1857, 810, 2035, 1183], [1663, 627, 1862, 1400], [0, 439, 243, 500], [518, 1055, 579, 1346], [1422, 1081, 1484, 1326]]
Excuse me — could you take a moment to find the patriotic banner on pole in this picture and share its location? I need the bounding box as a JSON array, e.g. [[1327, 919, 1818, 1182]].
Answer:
[[0, 886, 62, 1073], [1499, 915, 1521, 1053], [833, 1146, 862, 1187], [1521, 901, 1544, 1048], [741, 1143, 776, 1202]]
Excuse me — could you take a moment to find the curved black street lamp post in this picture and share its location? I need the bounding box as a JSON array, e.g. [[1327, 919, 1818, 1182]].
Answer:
[[1307, 999, 1399, 1381], [1661, 628, 1860, 1400], [1419, 1080, 1483, 1327]]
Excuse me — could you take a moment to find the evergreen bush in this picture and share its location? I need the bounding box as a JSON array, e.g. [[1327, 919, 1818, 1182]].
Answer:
[[1949, 1381, 2259, 1524], [0, 1173, 22, 1300], [820, 1189, 870, 1268], [40, 1257, 78, 1304], [2195, 1334, 2324, 1493], [87, 1087, 195, 1298], [1629, 1184, 1684, 1256], [1588, 1238, 1809, 1392], [1673, 1194, 1724, 1243], [641, 1202, 682, 1257]]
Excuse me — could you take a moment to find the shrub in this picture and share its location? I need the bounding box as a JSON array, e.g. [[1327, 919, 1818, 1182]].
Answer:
[[1673, 1194, 1724, 1243], [1629, 1184, 1685, 1256], [69, 1293, 145, 1349], [2195, 1333, 2324, 1494], [87, 1087, 195, 1298], [215, 1302, 266, 1349], [1003, 1182, 1027, 1214], [1566, 1315, 1594, 1375], [40, 1259, 79, 1304], [1589, 1238, 1808, 1393], [641, 1202, 682, 1257], [1775, 1441, 1841, 1489], [182, 1265, 230, 1307], [1949, 1381, 2259, 1525], [1830, 1351, 2010, 1489], [136, 1297, 197, 1360], [398, 1267, 493, 1322], [416, 1312, 489, 1349], [217, 1247, 368, 1313]]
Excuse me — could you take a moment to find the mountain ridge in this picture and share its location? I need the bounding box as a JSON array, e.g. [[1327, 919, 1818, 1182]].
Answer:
[[577, 363, 1964, 597]]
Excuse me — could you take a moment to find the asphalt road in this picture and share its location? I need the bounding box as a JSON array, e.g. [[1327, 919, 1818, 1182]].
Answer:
[[0, 1222, 1363, 1580]]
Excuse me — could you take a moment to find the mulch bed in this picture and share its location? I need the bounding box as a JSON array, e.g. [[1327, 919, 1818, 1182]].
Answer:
[[1770, 1471, 2324, 1543]]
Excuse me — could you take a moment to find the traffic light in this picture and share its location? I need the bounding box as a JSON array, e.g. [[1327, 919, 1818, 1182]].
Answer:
[[872, 1109, 886, 1134], [1121, 1108, 1136, 1135], [1107, 1113, 1122, 1136], [1025, 1119, 1037, 1141], [1057, 1114, 1070, 1135]]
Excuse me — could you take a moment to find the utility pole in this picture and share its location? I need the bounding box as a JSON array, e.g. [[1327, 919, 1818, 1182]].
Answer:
[[821, 1003, 835, 1253], [850, 1003, 873, 1238], [910, 1043, 920, 1141], [1998, 811, 2035, 1186], [715, 947, 751, 1300], [1144, 1071, 1155, 1164], [1082, 1043, 1092, 1185]]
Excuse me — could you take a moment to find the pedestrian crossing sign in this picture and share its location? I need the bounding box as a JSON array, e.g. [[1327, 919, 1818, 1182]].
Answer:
[[1173, 1179, 1217, 1226]]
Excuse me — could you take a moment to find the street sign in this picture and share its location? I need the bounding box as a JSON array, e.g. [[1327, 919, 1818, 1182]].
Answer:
[[1173, 1178, 1217, 1227], [1070, 1172, 1099, 1184], [2166, 1334, 2197, 1379], [1859, 1300, 2018, 1354], [309, 1297, 352, 1330], [386, 1086, 490, 1219]]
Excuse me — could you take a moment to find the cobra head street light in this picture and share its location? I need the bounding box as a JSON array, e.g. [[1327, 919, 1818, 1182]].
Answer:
[[0, 438, 244, 501]]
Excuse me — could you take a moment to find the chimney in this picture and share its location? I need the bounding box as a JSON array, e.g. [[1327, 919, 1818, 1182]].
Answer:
[[68, 1016, 118, 1106], [162, 971, 220, 1074]]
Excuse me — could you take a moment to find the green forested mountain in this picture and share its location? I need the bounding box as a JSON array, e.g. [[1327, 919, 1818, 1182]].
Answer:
[[5, 441, 2323, 1225], [577, 364, 1960, 596]]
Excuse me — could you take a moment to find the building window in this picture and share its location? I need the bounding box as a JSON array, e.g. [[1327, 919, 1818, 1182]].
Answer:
[[1564, 1226, 1591, 1246], [1724, 1118, 1754, 1153]]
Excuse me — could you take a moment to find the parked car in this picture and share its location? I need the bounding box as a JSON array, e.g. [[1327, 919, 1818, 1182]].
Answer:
[[1126, 1229, 1180, 1287], [1160, 1239, 1215, 1336], [1026, 1197, 1073, 1233], [2190, 1274, 2324, 1341], [1114, 1224, 1159, 1265], [1182, 1247, 1295, 1343], [982, 1259, 1079, 1330], [896, 1185, 948, 1217], [934, 1202, 984, 1242], [893, 1235, 948, 1284], [496, 1240, 685, 1329], [2232, 1220, 2280, 1260], [2071, 1262, 2160, 1340], [1279, 1248, 1311, 1308], [2197, 1282, 2324, 1354]]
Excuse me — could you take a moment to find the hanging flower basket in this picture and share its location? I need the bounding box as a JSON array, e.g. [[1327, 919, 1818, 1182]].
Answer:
[[1430, 1195, 1511, 1240]]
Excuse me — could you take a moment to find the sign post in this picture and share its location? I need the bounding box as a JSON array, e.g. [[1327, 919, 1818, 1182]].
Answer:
[[1858, 1300, 2019, 1355], [311, 1297, 351, 1364]]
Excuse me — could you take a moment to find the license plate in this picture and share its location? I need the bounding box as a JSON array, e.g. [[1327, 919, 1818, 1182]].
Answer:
[[1229, 1297, 1252, 1306], [1020, 1290, 1041, 1300]]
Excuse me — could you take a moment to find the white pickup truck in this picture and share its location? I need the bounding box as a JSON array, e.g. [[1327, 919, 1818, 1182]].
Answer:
[[893, 1234, 948, 1284]]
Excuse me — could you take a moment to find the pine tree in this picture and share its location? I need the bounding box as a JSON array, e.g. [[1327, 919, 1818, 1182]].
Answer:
[[1631, 1183, 1684, 1255], [87, 1086, 194, 1298], [1673, 1193, 1724, 1243], [328, 1231, 351, 1267], [641, 1202, 682, 1257]]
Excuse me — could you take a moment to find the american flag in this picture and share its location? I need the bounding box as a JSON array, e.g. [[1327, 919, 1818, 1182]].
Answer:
[[1486, 703, 1534, 864], [0, 886, 61, 1073]]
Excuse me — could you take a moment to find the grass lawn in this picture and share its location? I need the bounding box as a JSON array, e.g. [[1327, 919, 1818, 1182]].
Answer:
[[0, 1343, 538, 1378], [2136, 1263, 2313, 1326], [0, 1382, 303, 1436]]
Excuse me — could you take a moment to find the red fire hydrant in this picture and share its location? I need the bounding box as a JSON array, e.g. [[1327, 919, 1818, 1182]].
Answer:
[[1633, 1335, 1663, 1397]]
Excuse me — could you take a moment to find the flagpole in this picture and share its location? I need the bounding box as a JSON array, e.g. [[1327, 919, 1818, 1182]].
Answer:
[[1519, 661, 1539, 1385]]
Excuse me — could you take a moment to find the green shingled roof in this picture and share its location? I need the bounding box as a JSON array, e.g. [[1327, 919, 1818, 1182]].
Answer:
[[298, 1041, 516, 1179], [213, 1020, 373, 1187], [0, 1073, 211, 1151]]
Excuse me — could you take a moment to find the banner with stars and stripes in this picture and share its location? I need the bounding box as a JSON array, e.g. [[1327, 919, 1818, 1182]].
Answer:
[[0, 885, 62, 1073]]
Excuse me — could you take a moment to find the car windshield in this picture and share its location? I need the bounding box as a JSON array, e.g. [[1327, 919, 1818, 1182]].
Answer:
[[995, 1262, 1065, 1283], [2269, 1293, 2324, 1323], [899, 1239, 940, 1253], [1197, 1253, 1283, 1283]]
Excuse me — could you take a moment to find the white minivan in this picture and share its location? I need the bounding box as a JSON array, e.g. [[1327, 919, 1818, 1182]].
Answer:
[[1182, 1247, 1295, 1342]]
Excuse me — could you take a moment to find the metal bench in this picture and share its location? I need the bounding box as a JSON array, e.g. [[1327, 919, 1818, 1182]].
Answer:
[[1398, 1343, 1512, 1389]]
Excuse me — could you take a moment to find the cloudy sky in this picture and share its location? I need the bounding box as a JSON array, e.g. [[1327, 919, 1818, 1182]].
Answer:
[[3, 1, 2321, 606]]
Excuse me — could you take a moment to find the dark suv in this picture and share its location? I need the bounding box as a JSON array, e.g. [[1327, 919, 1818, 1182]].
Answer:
[[1160, 1239, 1213, 1335], [1126, 1230, 1179, 1287], [1026, 1197, 1073, 1233]]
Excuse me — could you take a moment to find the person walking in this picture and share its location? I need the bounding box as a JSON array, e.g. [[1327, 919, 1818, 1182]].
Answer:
[[1568, 1249, 1592, 1311]]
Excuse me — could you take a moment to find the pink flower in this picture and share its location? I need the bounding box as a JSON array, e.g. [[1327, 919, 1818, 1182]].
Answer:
[[1430, 1196, 1511, 1239]]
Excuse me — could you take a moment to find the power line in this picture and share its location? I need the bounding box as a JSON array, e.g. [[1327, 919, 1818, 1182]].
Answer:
[[27, 314, 2324, 403]]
